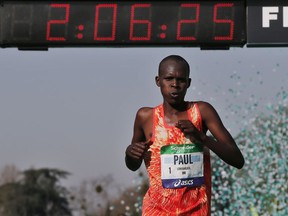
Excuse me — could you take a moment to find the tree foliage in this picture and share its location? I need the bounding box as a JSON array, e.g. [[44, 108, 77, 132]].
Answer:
[[69, 174, 114, 216], [106, 171, 149, 215], [68, 171, 148, 216], [0, 168, 72, 216], [211, 103, 288, 215]]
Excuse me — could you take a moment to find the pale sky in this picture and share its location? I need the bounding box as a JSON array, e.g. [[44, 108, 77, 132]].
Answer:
[[0, 47, 287, 187]]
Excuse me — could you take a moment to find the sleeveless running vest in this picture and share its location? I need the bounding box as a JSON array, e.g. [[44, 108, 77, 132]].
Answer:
[[142, 103, 211, 216]]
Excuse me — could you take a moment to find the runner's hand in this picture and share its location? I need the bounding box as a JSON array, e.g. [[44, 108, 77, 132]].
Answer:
[[126, 139, 153, 160], [175, 120, 205, 143]]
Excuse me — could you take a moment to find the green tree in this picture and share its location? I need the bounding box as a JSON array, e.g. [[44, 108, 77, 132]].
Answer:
[[0, 168, 72, 216]]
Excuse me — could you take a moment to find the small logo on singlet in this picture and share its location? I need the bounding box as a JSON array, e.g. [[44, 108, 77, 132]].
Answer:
[[173, 179, 194, 187]]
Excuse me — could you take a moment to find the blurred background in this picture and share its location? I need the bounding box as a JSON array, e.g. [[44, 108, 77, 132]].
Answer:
[[0, 47, 287, 215]]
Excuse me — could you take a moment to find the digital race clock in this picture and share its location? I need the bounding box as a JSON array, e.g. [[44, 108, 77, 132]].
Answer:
[[0, 1, 246, 48]]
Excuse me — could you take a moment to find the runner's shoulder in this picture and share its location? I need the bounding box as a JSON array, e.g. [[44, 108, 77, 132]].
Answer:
[[135, 107, 153, 123]]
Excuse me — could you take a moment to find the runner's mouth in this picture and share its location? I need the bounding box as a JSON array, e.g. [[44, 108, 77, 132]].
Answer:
[[171, 92, 180, 97]]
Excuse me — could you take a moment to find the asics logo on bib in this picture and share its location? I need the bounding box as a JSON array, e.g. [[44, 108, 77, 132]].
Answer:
[[174, 179, 194, 187]]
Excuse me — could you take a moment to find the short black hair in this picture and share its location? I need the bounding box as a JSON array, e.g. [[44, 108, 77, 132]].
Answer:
[[158, 55, 190, 76]]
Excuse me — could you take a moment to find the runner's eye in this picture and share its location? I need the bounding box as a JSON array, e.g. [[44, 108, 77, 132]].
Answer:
[[165, 77, 173, 81]]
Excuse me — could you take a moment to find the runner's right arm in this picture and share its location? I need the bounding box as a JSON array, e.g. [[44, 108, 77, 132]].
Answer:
[[125, 108, 152, 171]]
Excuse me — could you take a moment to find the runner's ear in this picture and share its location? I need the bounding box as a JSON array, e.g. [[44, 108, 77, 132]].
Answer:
[[155, 76, 160, 87], [187, 78, 191, 88]]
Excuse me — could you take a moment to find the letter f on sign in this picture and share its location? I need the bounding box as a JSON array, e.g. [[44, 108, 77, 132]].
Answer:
[[262, 7, 279, 28]]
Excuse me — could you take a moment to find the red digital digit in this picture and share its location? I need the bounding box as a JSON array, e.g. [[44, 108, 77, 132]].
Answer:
[[129, 4, 151, 41], [177, 4, 200, 41], [46, 4, 70, 41], [94, 4, 117, 41], [213, 3, 234, 41]]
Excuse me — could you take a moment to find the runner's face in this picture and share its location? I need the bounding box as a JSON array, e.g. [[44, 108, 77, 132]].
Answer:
[[156, 62, 191, 105]]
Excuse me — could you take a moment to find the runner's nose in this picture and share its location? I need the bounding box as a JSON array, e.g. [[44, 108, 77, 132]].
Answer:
[[171, 79, 179, 87]]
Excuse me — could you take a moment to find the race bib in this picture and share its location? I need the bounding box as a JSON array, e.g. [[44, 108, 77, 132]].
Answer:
[[160, 144, 204, 189]]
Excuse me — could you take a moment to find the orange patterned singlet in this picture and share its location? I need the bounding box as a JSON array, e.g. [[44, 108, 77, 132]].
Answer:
[[142, 103, 211, 216]]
